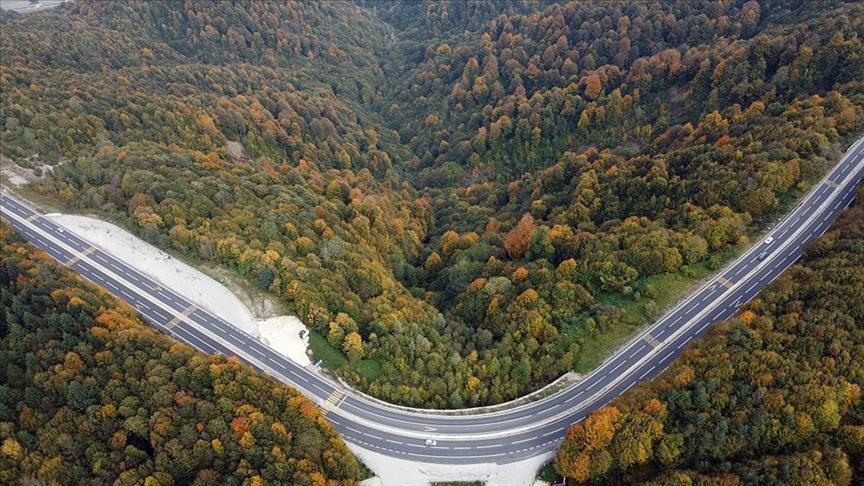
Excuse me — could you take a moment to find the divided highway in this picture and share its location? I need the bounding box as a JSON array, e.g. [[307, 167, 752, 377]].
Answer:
[[2, 136, 863, 464]]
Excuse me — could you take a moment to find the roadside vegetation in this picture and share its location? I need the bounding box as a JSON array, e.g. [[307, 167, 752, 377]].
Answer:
[[0, 221, 363, 484], [1, 0, 862, 408], [554, 185, 864, 484]]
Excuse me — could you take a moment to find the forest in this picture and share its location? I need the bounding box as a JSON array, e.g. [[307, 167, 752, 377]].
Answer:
[[554, 186, 864, 483], [1, 0, 862, 408], [0, 221, 363, 484]]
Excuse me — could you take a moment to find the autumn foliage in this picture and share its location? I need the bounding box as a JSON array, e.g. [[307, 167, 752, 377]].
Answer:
[[0, 223, 361, 484], [504, 213, 535, 260], [554, 191, 864, 483], [1, 0, 863, 408]]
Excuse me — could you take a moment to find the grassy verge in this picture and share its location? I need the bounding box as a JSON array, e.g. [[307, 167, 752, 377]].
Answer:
[[308, 331, 383, 382], [571, 244, 741, 373], [356, 358, 383, 381], [309, 332, 349, 369]]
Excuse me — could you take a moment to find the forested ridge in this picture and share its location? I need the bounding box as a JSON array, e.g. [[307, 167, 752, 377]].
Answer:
[[553, 183, 864, 484], [1, 0, 863, 408], [0, 221, 363, 484]]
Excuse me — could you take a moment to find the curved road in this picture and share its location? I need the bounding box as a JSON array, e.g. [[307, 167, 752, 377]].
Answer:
[[2, 136, 863, 464]]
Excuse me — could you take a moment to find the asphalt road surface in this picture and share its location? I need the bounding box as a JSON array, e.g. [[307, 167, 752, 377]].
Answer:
[[2, 136, 863, 464]]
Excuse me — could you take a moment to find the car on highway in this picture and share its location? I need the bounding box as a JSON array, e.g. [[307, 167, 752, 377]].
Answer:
[[425, 439, 437, 446], [757, 251, 769, 261], [764, 236, 774, 245]]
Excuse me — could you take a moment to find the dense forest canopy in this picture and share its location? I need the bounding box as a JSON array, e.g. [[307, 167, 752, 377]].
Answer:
[[553, 184, 864, 485], [1, 0, 862, 408], [0, 222, 362, 485]]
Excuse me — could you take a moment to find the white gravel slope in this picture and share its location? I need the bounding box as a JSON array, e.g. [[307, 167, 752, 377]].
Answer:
[[350, 444, 554, 486], [46, 213, 311, 366], [258, 315, 311, 366]]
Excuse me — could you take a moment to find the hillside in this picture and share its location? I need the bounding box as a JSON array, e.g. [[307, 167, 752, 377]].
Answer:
[[553, 184, 864, 483], [1, 0, 862, 408], [380, 1, 862, 184], [0, 221, 362, 484]]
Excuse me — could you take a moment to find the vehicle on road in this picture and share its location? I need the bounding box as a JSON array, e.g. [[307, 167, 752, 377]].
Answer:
[[1, 132, 860, 467]]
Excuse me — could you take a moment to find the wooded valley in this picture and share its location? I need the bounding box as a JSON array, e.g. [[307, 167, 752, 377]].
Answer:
[[1, 0, 861, 410]]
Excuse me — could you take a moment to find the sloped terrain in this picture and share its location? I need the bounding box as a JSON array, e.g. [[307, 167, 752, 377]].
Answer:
[[554, 184, 864, 484], [1, 0, 862, 408], [0, 221, 362, 484]]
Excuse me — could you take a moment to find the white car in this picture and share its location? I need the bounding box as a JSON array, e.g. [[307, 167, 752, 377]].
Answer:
[[764, 236, 774, 245], [424, 439, 437, 446]]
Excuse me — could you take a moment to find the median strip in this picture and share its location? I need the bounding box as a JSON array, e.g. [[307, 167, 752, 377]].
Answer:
[[63, 245, 97, 266], [642, 333, 661, 348], [326, 389, 347, 407], [165, 304, 198, 330]]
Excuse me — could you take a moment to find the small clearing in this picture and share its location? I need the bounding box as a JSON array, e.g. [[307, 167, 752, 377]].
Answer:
[[0, 155, 53, 187]]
